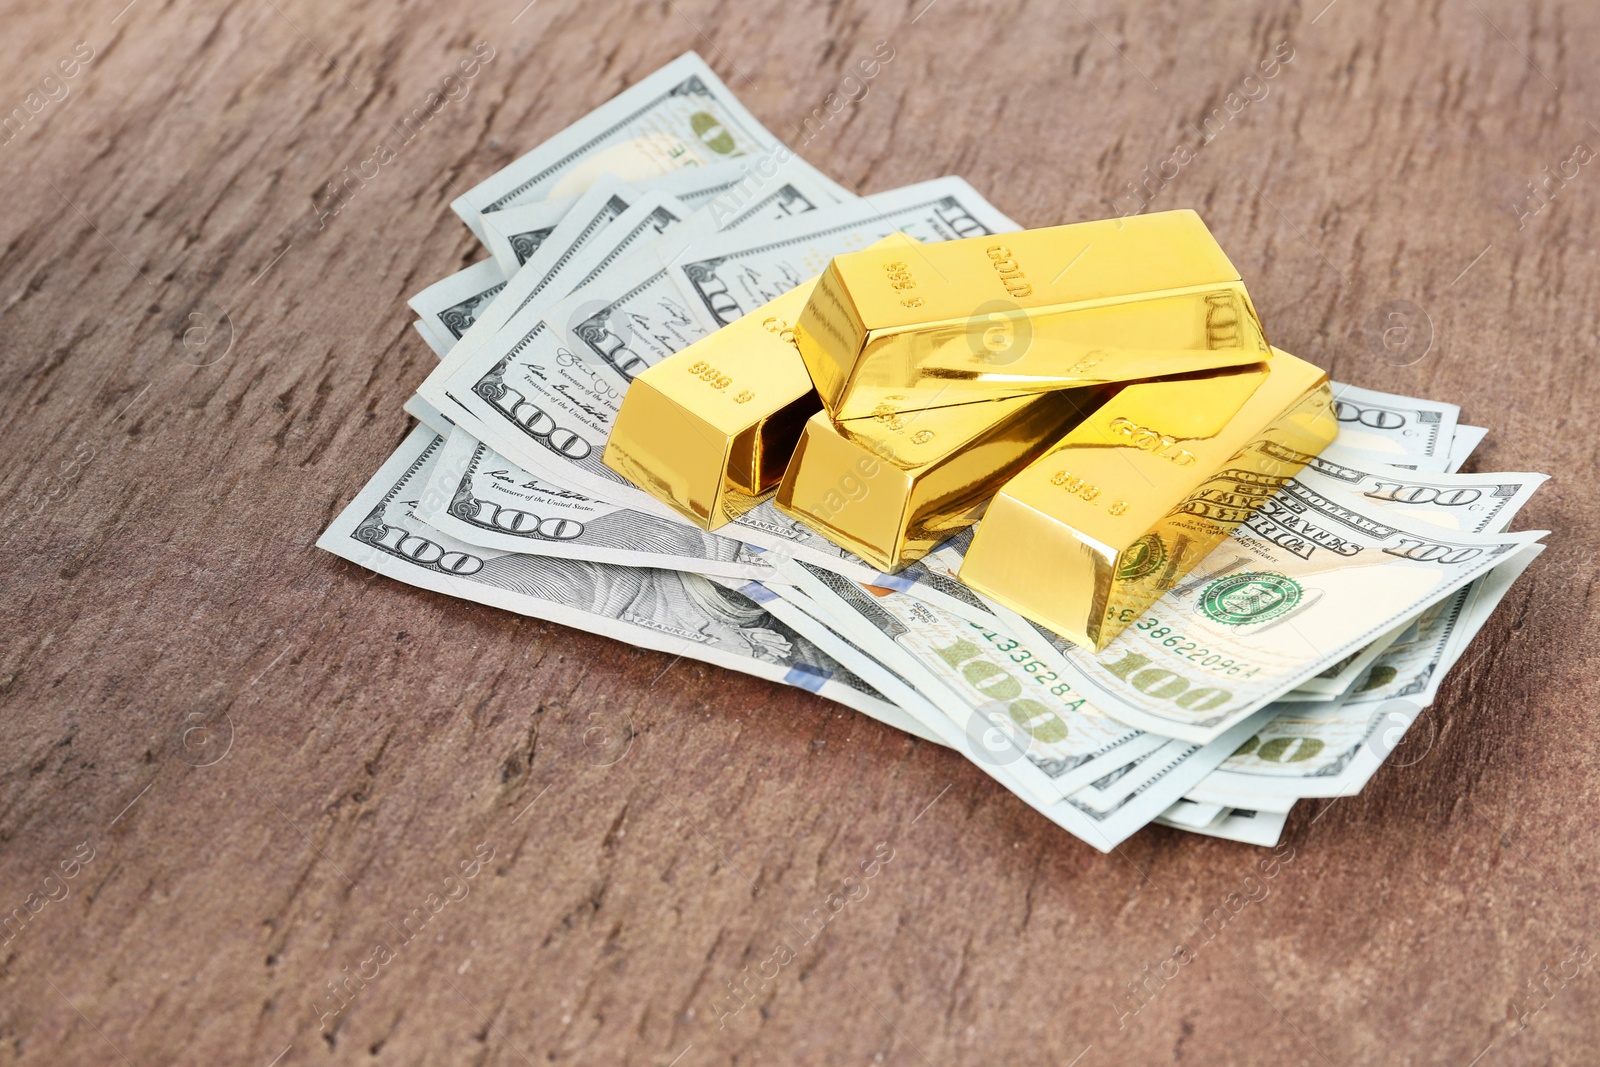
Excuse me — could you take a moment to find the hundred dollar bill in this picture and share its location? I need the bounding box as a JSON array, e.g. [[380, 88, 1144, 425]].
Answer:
[[481, 196, 575, 280], [668, 180, 1017, 326], [1273, 624, 1404, 702], [1272, 453, 1545, 697], [540, 172, 845, 382], [1348, 540, 1543, 706], [779, 561, 1269, 850], [1329, 382, 1460, 472], [728, 579, 947, 745], [1158, 797, 1226, 828], [1069, 741, 1197, 813], [448, 178, 664, 367], [407, 180, 658, 427], [452, 52, 847, 238], [415, 427, 772, 580], [932, 451, 1547, 704], [1295, 445, 1546, 535], [405, 394, 454, 436], [412, 320, 453, 359], [484, 160, 851, 278], [408, 257, 507, 346], [1186, 782, 1297, 813], [1186, 698, 1422, 809], [317, 426, 902, 722], [1185, 541, 1543, 807], [778, 562, 1172, 805], [413, 175, 637, 362], [419, 188, 694, 425], [427, 178, 1018, 581], [1155, 807, 1288, 847], [996, 465, 1543, 744], [1447, 425, 1488, 473]]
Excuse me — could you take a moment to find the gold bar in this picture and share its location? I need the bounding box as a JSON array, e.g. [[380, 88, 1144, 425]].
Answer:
[[604, 235, 922, 531], [602, 280, 818, 529], [794, 210, 1271, 422], [957, 349, 1338, 652], [774, 388, 1108, 573]]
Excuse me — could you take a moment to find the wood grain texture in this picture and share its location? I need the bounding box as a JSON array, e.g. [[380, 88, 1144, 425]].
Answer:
[[1, 0, 1597, 1063]]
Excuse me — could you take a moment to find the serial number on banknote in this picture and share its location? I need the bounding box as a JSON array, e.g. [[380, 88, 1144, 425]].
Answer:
[[1126, 614, 1263, 679], [963, 625, 1077, 700]]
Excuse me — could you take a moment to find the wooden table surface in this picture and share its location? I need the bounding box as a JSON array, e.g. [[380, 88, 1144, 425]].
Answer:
[[4, 0, 1597, 1063]]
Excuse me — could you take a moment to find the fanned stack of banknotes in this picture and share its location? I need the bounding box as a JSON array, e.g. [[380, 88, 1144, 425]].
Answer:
[[318, 53, 1550, 851]]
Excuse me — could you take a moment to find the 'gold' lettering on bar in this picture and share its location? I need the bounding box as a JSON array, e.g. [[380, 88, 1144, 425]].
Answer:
[[774, 387, 1108, 574], [793, 210, 1272, 422], [958, 348, 1338, 651]]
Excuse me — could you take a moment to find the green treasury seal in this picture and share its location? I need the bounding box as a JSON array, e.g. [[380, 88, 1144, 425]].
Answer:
[[1199, 572, 1302, 625], [1116, 534, 1167, 581]]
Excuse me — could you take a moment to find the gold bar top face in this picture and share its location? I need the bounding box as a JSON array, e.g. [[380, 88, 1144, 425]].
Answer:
[[958, 349, 1338, 651], [794, 210, 1272, 422], [774, 387, 1104, 574], [602, 279, 819, 530]]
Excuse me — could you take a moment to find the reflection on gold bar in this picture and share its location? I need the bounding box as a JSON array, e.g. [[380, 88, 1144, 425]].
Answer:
[[774, 388, 1108, 573], [604, 236, 923, 531], [794, 210, 1271, 422], [602, 281, 819, 530], [958, 349, 1337, 652]]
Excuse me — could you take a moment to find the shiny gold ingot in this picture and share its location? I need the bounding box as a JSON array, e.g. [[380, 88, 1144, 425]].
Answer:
[[604, 236, 922, 531], [958, 349, 1338, 651], [602, 281, 818, 529], [774, 388, 1108, 574], [794, 210, 1271, 422]]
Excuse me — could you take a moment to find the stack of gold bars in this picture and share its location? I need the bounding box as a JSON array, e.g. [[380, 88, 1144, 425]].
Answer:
[[320, 53, 1549, 851]]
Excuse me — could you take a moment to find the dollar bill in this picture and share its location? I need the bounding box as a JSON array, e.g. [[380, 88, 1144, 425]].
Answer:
[[1447, 425, 1488, 473], [730, 579, 946, 745], [1279, 623, 1406, 700], [415, 427, 772, 580], [935, 453, 1547, 706], [542, 173, 846, 382], [1158, 798, 1226, 828], [405, 394, 454, 436], [667, 181, 1017, 326], [1346, 540, 1543, 706], [418, 188, 694, 427], [407, 180, 658, 428], [407, 257, 507, 345], [481, 196, 574, 279], [482, 161, 851, 278], [777, 560, 1270, 850], [1271, 454, 1545, 697], [412, 320, 452, 359], [452, 52, 847, 238], [462, 178, 667, 354], [1329, 382, 1461, 472], [776, 560, 1167, 806], [1296, 446, 1546, 535], [317, 426, 904, 722], [1187, 541, 1543, 805], [990, 466, 1543, 744], [1155, 807, 1288, 846]]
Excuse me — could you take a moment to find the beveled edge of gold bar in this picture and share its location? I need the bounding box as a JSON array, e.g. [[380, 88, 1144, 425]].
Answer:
[[957, 350, 1338, 651]]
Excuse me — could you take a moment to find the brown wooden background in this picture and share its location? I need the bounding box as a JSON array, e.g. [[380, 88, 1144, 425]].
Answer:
[[3, 0, 1597, 1063]]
